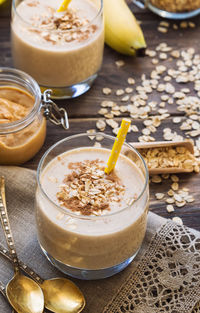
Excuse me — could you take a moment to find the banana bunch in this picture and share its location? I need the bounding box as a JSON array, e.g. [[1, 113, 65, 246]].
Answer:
[[104, 0, 146, 56]]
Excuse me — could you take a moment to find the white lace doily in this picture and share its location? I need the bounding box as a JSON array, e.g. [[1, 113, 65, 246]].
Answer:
[[103, 220, 200, 313]]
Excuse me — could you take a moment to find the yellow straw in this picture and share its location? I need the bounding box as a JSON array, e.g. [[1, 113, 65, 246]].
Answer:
[[105, 119, 131, 175], [57, 0, 72, 12]]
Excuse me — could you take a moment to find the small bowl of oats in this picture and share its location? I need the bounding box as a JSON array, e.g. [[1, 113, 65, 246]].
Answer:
[[132, 0, 200, 19]]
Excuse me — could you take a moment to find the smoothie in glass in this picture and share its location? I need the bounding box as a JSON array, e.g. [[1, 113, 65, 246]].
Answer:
[[36, 134, 149, 279], [11, 0, 104, 98]]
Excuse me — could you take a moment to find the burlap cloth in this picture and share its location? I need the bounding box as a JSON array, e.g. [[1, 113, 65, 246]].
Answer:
[[0, 166, 200, 313]]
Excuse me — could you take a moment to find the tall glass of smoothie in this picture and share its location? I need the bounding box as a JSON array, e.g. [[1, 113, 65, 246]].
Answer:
[[11, 0, 104, 99], [36, 133, 149, 279]]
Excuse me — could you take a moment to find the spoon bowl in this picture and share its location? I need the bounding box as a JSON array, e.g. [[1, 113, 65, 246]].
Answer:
[[42, 278, 85, 313], [6, 273, 44, 313]]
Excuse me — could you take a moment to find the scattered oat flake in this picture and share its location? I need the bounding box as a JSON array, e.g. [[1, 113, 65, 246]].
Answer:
[[125, 87, 133, 93], [159, 53, 167, 60], [180, 21, 188, 29], [87, 129, 96, 140], [151, 175, 162, 183], [188, 21, 195, 28], [156, 193, 165, 200], [102, 87, 111, 95], [115, 60, 125, 67], [167, 205, 174, 213], [172, 217, 183, 225], [160, 21, 170, 27], [176, 200, 186, 207], [168, 189, 174, 196], [166, 198, 175, 204], [171, 182, 179, 191], [173, 117, 181, 124], [121, 95, 130, 102], [174, 194, 182, 202], [104, 113, 114, 119], [106, 119, 118, 129], [173, 24, 178, 30], [98, 108, 108, 115], [162, 174, 169, 179], [127, 77, 135, 85], [146, 49, 156, 57], [96, 135, 104, 141], [130, 125, 139, 132], [116, 89, 124, 96], [171, 175, 179, 182], [158, 27, 168, 33], [96, 119, 106, 131]]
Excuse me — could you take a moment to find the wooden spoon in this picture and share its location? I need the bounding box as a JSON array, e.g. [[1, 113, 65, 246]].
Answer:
[[126, 139, 196, 174], [130, 139, 194, 153]]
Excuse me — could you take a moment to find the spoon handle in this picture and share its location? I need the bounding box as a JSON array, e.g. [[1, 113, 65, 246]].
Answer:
[[0, 243, 44, 285], [0, 280, 16, 313], [0, 176, 20, 274]]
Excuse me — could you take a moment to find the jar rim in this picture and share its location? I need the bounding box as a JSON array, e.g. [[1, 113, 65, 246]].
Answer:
[[36, 132, 149, 221], [12, 0, 103, 33], [0, 67, 41, 134]]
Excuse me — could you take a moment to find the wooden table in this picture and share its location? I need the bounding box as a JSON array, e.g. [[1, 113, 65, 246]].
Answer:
[[0, 2, 200, 231]]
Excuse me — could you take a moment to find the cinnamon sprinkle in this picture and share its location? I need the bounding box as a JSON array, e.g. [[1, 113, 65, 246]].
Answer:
[[56, 159, 125, 216]]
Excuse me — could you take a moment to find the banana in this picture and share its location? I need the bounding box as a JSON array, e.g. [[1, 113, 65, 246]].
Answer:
[[104, 0, 146, 56]]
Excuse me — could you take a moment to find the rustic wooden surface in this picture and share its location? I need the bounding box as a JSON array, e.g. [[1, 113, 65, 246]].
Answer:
[[0, 3, 200, 231]]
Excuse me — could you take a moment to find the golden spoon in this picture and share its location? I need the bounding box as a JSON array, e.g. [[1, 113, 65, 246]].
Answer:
[[0, 177, 86, 313], [0, 176, 44, 313], [0, 243, 86, 313]]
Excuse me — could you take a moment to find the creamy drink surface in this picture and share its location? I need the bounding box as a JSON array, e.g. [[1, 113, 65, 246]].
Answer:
[[36, 147, 149, 270], [12, 0, 104, 87]]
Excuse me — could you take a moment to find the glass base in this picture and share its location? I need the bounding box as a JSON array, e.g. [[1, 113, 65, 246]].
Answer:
[[40, 73, 97, 99], [40, 245, 139, 280], [147, 2, 200, 19]]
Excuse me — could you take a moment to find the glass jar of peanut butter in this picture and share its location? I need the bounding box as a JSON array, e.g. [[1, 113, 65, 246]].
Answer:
[[0, 67, 69, 164], [133, 0, 200, 19]]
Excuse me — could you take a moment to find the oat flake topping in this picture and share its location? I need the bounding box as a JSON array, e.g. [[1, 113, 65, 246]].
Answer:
[[56, 159, 125, 216], [28, 1, 97, 44]]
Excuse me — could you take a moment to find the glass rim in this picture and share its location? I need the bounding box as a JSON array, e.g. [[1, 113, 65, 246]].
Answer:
[[0, 67, 41, 134], [36, 132, 149, 221], [12, 0, 103, 33]]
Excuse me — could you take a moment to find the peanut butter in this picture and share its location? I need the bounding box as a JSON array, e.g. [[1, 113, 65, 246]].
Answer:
[[0, 87, 46, 164]]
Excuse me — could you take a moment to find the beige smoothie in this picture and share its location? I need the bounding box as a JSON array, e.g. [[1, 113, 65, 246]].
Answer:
[[36, 147, 149, 270], [11, 0, 104, 87]]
